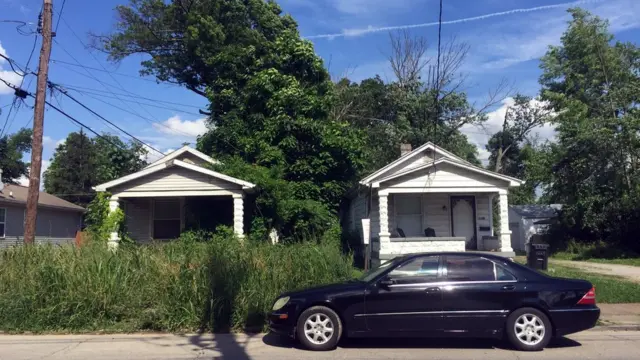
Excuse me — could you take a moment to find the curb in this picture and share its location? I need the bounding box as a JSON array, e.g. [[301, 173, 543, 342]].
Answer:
[[592, 325, 640, 332]]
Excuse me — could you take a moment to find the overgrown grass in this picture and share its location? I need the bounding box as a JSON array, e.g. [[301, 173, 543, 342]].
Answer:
[[551, 241, 640, 266], [0, 231, 355, 333]]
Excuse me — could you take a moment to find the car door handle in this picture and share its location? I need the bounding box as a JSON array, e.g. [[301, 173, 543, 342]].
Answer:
[[501, 285, 516, 291], [425, 287, 441, 293]]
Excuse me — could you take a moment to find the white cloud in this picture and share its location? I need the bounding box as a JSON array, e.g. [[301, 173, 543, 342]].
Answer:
[[467, 0, 640, 71], [0, 41, 24, 95], [152, 115, 207, 137], [461, 97, 556, 163]]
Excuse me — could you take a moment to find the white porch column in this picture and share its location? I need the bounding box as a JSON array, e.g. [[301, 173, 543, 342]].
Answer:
[[232, 193, 245, 238], [108, 197, 120, 250], [497, 190, 513, 252], [378, 193, 390, 243], [488, 194, 495, 236]]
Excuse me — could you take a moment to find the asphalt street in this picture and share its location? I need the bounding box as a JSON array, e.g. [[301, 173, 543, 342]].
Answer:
[[0, 330, 639, 359]]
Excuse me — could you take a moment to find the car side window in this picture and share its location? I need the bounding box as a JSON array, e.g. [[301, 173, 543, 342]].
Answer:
[[495, 263, 517, 281], [445, 256, 497, 282], [388, 256, 440, 284]]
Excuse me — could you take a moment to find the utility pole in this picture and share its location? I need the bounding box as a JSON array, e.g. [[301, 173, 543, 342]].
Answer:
[[24, 0, 53, 244]]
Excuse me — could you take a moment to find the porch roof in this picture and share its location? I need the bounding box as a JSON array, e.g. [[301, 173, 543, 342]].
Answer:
[[93, 159, 256, 192]]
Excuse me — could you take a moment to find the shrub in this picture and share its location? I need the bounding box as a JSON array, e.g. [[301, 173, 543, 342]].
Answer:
[[0, 231, 354, 333]]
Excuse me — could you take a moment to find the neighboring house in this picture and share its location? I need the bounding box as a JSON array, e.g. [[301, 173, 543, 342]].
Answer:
[[0, 177, 84, 248], [94, 146, 256, 247], [346, 142, 524, 266], [508, 204, 562, 252]]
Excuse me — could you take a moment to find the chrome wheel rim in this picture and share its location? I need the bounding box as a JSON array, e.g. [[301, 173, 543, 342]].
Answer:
[[514, 313, 545, 346], [303, 313, 334, 345]]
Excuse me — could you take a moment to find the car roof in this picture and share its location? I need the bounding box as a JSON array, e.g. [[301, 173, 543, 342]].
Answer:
[[401, 252, 513, 262]]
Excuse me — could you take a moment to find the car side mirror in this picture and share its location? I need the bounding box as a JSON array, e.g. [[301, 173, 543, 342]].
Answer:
[[378, 277, 394, 287]]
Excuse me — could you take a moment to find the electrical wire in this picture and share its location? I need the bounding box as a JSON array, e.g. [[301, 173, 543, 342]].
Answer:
[[49, 81, 164, 155], [55, 16, 179, 124], [56, 82, 203, 109], [54, 0, 67, 34], [51, 59, 183, 86], [53, 39, 198, 138], [0, 74, 158, 155]]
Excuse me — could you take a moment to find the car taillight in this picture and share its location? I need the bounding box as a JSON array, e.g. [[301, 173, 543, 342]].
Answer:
[[577, 286, 596, 305]]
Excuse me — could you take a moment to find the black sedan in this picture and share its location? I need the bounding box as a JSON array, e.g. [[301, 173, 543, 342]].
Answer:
[[269, 252, 599, 351]]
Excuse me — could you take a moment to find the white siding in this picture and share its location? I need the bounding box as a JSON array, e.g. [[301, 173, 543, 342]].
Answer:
[[111, 167, 242, 194], [124, 198, 151, 242], [381, 239, 465, 256], [178, 153, 208, 167], [423, 193, 451, 237], [385, 163, 509, 189], [374, 151, 436, 180]]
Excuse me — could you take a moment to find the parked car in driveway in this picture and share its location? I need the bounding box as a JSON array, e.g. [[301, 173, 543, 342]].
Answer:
[[269, 252, 599, 351]]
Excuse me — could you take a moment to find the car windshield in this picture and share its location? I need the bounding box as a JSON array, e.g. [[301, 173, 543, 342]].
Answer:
[[358, 257, 401, 282]]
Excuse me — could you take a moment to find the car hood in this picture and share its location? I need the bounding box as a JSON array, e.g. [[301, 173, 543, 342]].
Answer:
[[283, 280, 365, 298]]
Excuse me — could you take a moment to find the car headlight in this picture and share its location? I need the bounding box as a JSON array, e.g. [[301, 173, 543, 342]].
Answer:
[[272, 296, 290, 311]]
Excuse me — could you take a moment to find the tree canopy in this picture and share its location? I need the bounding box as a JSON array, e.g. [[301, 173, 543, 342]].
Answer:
[[539, 8, 640, 251], [0, 128, 32, 184], [99, 0, 366, 238], [44, 131, 147, 206]]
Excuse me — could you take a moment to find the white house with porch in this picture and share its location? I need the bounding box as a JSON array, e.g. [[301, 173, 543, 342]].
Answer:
[[94, 146, 255, 248], [346, 142, 523, 266]]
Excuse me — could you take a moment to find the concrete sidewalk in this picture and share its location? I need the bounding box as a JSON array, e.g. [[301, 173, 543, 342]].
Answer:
[[598, 303, 640, 329], [550, 259, 640, 283]]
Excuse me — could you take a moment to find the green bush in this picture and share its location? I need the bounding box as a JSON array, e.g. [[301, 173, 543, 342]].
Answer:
[[0, 231, 354, 333]]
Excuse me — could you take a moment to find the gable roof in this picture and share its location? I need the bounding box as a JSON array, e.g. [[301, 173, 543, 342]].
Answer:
[[510, 204, 563, 219], [0, 184, 85, 212], [94, 159, 255, 192], [145, 146, 219, 169], [373, 157, 522, 187], [360, 142, 523, 187]]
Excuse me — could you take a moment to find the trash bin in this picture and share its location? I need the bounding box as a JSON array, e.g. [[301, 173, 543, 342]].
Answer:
[[527, 243, 550, 270]]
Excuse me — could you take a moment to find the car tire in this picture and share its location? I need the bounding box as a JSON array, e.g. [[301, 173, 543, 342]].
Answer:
[[296, 306, 342, 351], [506, 307, 553, 351]]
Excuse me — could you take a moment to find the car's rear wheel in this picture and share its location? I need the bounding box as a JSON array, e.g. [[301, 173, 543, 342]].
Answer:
[[506, 307, 552, 351], [296, 306, 342, 351]]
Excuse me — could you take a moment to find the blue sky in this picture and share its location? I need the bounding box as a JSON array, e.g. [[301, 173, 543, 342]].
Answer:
[[1, 0, 640, 185]]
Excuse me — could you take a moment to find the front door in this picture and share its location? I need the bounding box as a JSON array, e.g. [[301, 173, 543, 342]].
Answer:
[[364, 255, 444, 335], [440, 255, 522, 336], [451, 196, 476, 249]]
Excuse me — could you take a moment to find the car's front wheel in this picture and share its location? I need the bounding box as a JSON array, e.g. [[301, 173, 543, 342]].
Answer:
[[296, 306, 342, 351], [506, 307, 552, 351]]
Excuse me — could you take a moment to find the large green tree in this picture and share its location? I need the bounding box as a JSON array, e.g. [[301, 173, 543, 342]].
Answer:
[[539, 8, 640, 250], [0, 128, 32, 184], [99, 0, 366, 238], [44, 131, 147, 206]]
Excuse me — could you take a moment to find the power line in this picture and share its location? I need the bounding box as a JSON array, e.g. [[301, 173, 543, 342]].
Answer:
[[53, 39, 196, 137], [54, 0, 67, 33], [49, 81, 164, 155], [55, 17, 174, 124], [1, 74, 157, 155], [59, 83, 203, 112], [50, 59, 183, 86]]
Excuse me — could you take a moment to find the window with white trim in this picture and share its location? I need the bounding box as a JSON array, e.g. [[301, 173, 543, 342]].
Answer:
[[0, 208, 6, 238], [153, 199, 181, 239]]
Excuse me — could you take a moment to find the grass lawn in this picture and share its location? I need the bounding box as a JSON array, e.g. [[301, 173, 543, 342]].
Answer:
[[552, 252, 640, 267], [514, 258, 640, 303]]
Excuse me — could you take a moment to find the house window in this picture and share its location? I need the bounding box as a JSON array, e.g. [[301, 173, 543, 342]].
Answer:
[[153, 199, 181, 239], [0, 208, 5, 238], [395, 195, 423, 237]]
